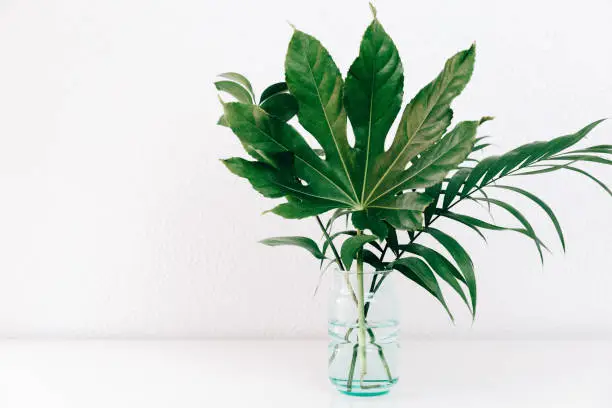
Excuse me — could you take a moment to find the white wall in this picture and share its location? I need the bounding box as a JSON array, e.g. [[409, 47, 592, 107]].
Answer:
[[0, 0, 610, 339]]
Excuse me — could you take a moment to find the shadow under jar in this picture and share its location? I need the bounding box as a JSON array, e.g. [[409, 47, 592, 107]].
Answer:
[[328, 267, 399, 396]]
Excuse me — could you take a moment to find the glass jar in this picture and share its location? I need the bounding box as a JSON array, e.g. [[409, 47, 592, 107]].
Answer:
[[328, 266, 399, 396]]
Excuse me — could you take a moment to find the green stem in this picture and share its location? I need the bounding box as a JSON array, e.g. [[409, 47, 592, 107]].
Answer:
[[319, 218, 392, 385], [356, 230, 368, 381], [347, 344, 358, 392], [316, 216, 344, 270], [368, 328, 392, 381]]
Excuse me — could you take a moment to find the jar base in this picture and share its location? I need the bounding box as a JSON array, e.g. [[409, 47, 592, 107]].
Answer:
[[330, 377, 398, 396]]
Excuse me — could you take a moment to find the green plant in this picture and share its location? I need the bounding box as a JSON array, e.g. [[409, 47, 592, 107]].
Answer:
[[215, 3, 611, 390]]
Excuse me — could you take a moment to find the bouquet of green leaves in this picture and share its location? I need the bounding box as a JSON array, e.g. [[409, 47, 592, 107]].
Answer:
[[216, 3, 610, 382]]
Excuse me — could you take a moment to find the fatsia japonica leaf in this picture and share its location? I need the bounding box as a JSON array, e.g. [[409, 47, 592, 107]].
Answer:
[[285, 29, 358, 201], [222, 102, 355, 206], [266, 199, 338, 219], [344, 14, 404, 203], [222, 157, 301, 199], [259, 236, 325, 259], [219, 13, 483, 230], [368, 192, 434, 230], [341, 235, 378, 269], [364, 44, 476, 205], [368, 120, 482, 204]]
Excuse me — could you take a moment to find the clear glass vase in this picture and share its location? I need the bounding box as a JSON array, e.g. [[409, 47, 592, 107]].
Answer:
[[328, 266, 399, 396]]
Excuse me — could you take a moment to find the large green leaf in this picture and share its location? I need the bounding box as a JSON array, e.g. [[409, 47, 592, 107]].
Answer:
[[260, 236, 324, 259], [365, 45, 476, 204], [285, 29, 358, 200], [222, 103, 355, 206], [344, 15, 404, 203], [369, 193, 434, 230], [341, 234, 378, 269], [368, 120, 480, 203], [222, 157, 303, 199], [220, 17, 481, 228], [266, 199, 337, 219]]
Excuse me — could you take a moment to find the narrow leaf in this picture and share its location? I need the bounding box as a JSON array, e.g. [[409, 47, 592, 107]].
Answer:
[[260, 236, 324, 259], [564, 166, 612, 197], [219, 72, 255, 100], [215, 80, 253, 104], [473, 197, 546, 263], [400, 243, 473, 315], [443, 168, 471, 208], [546, 155, 612, 166], [426, 228, 478, 316], [493, 185, 566, 251], [392, 258, 454, 321]]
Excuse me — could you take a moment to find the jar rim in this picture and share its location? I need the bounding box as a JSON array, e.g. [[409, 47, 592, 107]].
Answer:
[[331, 267, 393, 275]]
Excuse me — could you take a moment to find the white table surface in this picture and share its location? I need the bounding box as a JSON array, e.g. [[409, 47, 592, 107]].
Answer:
[[0, 340, 610, 407]]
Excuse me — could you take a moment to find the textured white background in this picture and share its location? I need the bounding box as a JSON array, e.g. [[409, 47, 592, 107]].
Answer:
[[0, 0, 610, 339]]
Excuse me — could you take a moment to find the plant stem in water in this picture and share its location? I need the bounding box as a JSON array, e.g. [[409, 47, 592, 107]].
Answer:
[[347, 344, 358, 392], [356, 231, 368, 381]]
